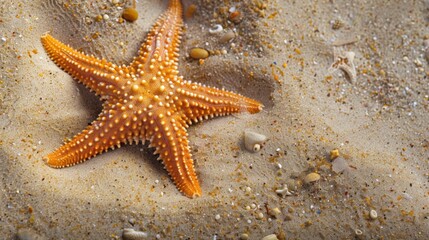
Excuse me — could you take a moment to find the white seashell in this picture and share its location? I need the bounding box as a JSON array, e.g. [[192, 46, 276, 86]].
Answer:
[[123, 228, 148, 240], [209, 24, 223, 34], [261, 234, 279, 240], [244, 130, 267, 152]]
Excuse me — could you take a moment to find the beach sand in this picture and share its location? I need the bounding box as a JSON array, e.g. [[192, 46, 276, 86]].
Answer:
[[1, 0, 428, 239]]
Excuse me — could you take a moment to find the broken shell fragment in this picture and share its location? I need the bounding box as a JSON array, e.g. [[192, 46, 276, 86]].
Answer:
[[304, 172, 321, 184], [122, 228, 148, 240], [209, 24, 223, 34], [244, 130, 267, 152]]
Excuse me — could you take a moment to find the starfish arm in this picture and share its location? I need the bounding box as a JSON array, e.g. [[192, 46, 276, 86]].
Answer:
[[130, 0, 183, 74], [148, 116, 201, 198], [44, 105, 143, 168], [41, 34, 126, 97], [176, 82, 263, 124]]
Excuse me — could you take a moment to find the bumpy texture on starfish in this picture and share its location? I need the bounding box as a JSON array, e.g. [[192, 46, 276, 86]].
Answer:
[[41, 0, 262, 198]]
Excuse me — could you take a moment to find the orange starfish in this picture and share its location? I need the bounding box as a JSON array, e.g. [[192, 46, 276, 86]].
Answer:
[[41, 0, 262, 198]]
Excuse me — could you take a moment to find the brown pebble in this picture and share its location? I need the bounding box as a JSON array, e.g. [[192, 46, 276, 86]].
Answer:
[[304, 172, 320, 184], [190, 48, 209, 59], [122, 8, 138, 22], [229, 11, 243, 23]]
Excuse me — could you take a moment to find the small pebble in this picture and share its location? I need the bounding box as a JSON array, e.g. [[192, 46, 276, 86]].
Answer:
[[256, 212, 264, 220], [330, 149, 340, 160], [332, 157, 349, 173], [370, 209, 378, 219], [122, 8, 139, 22], [268, 207, 281, 218], [304, 172, 321, 184], [240, 233, 249, 240], [220, 30, 236, 43], [103, 14, 109, 20], [244, 130, 267, 152], [189, 48, 209, 59], [261, 234, 279, 240], [245, 186, 252, 193], [215, 214, 221, 220]]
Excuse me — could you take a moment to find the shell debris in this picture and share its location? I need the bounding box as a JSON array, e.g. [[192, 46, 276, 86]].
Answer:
[[244, 130, 267, 152], [122, 228, 148, 240], [209, 24, 223, 34]]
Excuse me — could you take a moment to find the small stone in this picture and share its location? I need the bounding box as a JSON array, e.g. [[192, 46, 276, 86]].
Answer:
[[268, 207, 282, 218], [240, 233, 249, 240], [215, 214, 221, 220], [284, 214, 293, 221], [370, 209, 378, 219], [256, 212, 264, 220], [304, 172, 320, 184], [122, 8, 139, 22], [332, 157, 349, 173], [330, 149, 340, 160], [261, 234, 279, 240], [189, 48, 209, 59], [220, 30, 236, 43], [103, 14, 109, 20]]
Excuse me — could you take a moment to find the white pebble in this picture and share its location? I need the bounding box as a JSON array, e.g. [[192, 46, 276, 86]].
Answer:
[[103, 14, 109, 20], [215, 214, 221, 220], [244, 130, 267, 152], [261, 234, 279, 240], [370, 209, 377, 219]]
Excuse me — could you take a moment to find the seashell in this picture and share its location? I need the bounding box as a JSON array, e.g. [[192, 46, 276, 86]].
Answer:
[[244, 130, 267, 152], [122, 228, 148, 240], [209, 24, 223, 34], [304, 172, 320, 184], [219, 30, 236, 43]]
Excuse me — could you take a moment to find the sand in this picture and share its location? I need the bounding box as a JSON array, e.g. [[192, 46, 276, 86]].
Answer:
[[1, 0, 428, 239]]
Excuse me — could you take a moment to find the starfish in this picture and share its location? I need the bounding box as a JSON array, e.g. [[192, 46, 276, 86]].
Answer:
[[41, 0, 262, 198]]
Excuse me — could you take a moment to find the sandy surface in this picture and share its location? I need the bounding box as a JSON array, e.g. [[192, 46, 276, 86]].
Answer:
[[1, 0, 428, 239]]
